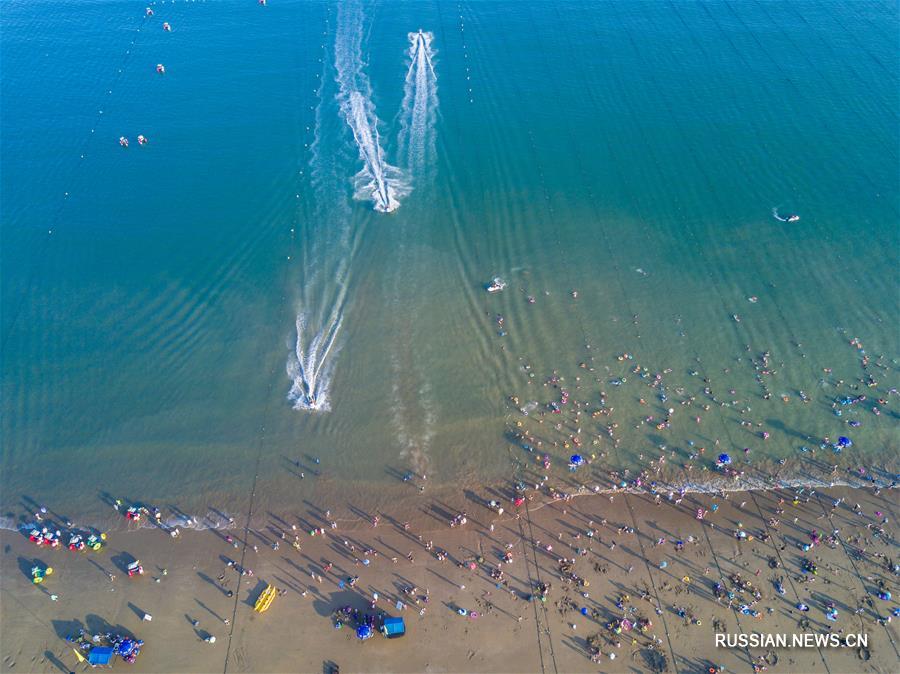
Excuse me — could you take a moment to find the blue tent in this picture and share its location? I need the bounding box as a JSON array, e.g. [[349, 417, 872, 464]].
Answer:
[[88, 647, 114, 665], [381, 616, 406, 638]]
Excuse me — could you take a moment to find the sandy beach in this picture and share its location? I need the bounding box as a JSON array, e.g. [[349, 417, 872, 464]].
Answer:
[[2, 480, 897, 674]]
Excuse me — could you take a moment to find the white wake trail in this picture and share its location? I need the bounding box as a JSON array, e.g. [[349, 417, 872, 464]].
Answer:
[[772, 207, 789, 222], [335, 2, 408, 212], [286, 12, 357, 414], [398, 30, 438, 175], [391, 354, 437, 476], [287, 307, 345, 412]]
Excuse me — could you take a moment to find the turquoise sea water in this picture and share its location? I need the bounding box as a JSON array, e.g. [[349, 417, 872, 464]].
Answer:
[[2, 0, 898, 528]]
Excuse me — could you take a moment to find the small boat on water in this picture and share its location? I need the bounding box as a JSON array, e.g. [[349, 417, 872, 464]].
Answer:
[[772, 208, 800, 223], [486, 277, 506, 293]]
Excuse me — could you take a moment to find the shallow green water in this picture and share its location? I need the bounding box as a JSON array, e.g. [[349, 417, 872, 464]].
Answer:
[[2, 0, 898, 528]]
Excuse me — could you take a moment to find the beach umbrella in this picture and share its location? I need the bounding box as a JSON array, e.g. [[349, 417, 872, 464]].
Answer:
[[837, 436, 852, 448], [570, 454, 584, 465], [356, 624, 373, 640], [717, 453, 732, 466]]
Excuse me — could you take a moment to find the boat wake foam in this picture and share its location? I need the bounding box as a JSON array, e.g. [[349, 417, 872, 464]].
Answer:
[[398, 30, 438, 176], [335, 1, 408, 212], [391, 356, 437, 476], [286, 15, 359, 415], [287, 310, 344, 412]]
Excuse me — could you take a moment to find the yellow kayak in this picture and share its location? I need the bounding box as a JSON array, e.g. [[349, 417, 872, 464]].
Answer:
[[254, 585, 276, 613]]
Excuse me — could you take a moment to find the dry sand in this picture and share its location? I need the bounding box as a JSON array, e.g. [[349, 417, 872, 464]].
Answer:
[[1, 484, 897, 674]]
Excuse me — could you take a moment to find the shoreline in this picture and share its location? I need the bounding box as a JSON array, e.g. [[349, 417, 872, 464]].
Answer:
[[4, 453, 895, 536], [2, 482, 897, 673]]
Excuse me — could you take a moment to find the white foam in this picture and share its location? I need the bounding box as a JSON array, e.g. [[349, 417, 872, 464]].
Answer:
[[287, 309, 344, 412], [398, 31, 438, 175], [391, 355, 437, 476], [335, 1, 408, 212]]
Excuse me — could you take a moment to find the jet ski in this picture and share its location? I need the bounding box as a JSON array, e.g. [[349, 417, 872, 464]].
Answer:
[[486, 277, 506, 293], [773, 208, 800, 223]]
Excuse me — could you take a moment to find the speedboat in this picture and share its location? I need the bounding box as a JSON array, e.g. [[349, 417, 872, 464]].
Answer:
[[787, 214, 800, 222], [486, 277, 506, 293]]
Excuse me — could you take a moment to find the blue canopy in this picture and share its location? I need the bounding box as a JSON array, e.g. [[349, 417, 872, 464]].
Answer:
[[382, 616, 405, 638], [88, 647, 114, 665], [356, 624, 373, 640]]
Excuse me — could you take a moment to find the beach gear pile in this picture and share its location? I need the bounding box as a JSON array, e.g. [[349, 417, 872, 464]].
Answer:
[[331, 607, 404, 642], [23, 523, 106, 552], [69, 629, 144, 665], [31, 563, 53, 584], [28, 527, 61, 548], [27, 525, 106, 553]]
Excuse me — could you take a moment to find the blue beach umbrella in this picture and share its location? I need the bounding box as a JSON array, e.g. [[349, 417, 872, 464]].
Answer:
[[356, 624, 373, 640], [717, 453, 731, 466], [837, 436, 852, 448]]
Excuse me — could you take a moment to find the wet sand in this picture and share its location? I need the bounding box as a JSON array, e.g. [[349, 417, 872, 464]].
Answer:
[[1, 483, 897, 674]]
